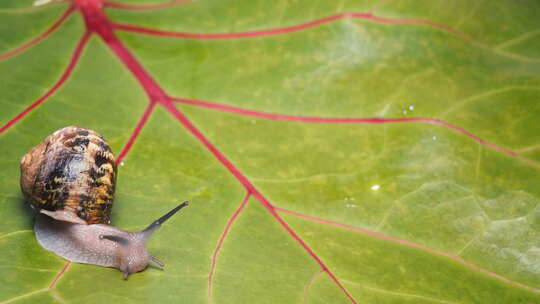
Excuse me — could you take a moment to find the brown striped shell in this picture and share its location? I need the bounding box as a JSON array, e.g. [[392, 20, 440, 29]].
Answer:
[[20, 126, 116, 224]]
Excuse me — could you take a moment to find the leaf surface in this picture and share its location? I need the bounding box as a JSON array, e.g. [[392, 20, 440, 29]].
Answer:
[[1, 0, 539, 303]]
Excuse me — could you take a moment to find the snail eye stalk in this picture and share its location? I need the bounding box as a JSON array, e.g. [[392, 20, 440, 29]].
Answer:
[[139, 201, 189, 240], [150, 255, 165, 268]]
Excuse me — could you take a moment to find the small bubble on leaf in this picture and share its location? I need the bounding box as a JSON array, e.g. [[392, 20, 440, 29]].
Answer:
[[371, 184, 381, 191]]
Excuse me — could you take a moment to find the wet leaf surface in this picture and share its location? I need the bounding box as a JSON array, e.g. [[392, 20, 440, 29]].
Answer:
[[1, 0, 539, 303]]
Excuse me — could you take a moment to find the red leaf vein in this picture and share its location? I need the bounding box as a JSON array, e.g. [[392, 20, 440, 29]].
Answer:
[[276, 206, 540, 294], [171, 97, 520, 159], [116, 101, 156, 164], [0, 6, 75, 60], [0, 30, 90, 134], [48, 261, 71, 289], [111, 12, 480, 47], [77, 2, 358, 301], [207, 192, 251, 303]]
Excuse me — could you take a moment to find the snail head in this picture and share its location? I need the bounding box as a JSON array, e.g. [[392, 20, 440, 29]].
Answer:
[[99, 201, 189, 279]]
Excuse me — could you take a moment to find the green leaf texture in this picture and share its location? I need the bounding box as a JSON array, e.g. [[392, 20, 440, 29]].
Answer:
[[1, 0, 539, 303]]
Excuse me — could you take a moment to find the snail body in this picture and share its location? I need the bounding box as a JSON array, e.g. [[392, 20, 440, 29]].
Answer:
[[21, 126, 188, 278]]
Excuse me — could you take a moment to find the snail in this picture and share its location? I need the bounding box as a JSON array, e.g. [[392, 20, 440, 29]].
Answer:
[[20, 126, 188, 279]]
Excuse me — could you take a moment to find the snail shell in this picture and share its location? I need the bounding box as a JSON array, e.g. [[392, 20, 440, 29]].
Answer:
[[21, 126, 188, 278], [20, 126, 116, 225]]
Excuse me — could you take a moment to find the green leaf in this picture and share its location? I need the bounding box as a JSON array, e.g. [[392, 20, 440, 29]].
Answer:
[[1, 0, 539, 303]]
